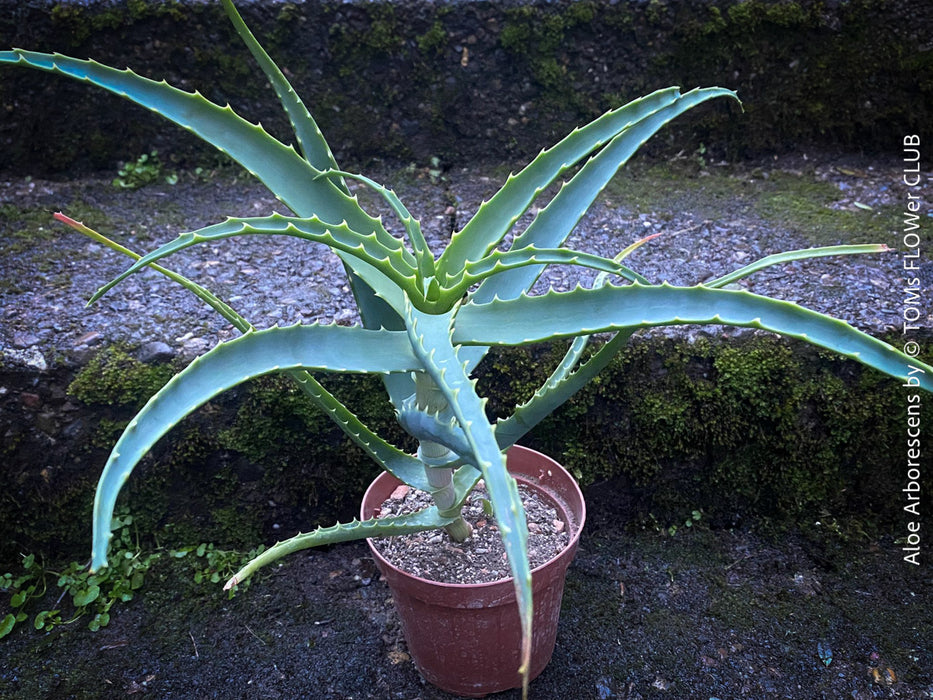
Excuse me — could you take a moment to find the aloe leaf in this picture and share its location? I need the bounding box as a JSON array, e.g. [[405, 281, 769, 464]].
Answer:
[[453, 284, 933, 391], [224, 507, 457, 590], [614, 230, 664, 262], [493, 229, 665, 446], [0, 49, 406, 338], [706, 244, 890, 288], [0, 51, 376, 229], [535, 232, 664, 372], [286, 373, 431, 490], [454, 87, 737, 373], [91, 324, 421, 571], [451, 462, 483, 497], [54, 213, 252, 333], [497, 229, 670, 424], [219, 0, 345, 187], [496, 330, 635, 449], [1, 47, 411, 394], [437, 87, 688, 277], [87, 214, 418, 305], [56, 213, 426, 489], [404, 302, 533, 687], [396, 394, 471, 456], [493, 242, 646, 447], [472, 88, 739, 306], [318, 169, 436, 283], [442, 246, 647, 302]]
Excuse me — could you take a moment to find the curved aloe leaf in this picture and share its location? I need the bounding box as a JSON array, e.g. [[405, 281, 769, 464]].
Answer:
[[530, 232, 664, 373], [496, 330, 634, 449], [396, 394, 471, 456], [0, 49, 406, 335], [0, 51, 374, 229], [91, 324, 421, 571], [438, 87, 688, 276], [403, 301, 533, 688], [506, 229, 666, 391], [219, 0, 344, 184], [318, 169, 436, 283], [492, 238, 653, 447], [88, 214, 418, 305], [56, 213, 428, 490], [707, 244, 889, 288], [472, 87, 739, 305], [286, 372, 430, 491], [454, 284, 933, 391], [455, 87, 738, 373], [224, 507, 457, 590], [54, 213, 251, 332], [442, 246, 647, 302]]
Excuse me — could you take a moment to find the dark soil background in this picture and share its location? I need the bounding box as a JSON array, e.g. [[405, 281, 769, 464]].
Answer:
[[1, 508, 930, 699]]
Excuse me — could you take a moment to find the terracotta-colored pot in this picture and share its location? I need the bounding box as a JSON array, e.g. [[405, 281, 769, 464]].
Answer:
[[362, 445, 585, 698]]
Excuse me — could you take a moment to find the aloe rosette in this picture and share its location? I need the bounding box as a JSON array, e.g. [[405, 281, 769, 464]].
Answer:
[[4, 0, 931, 693]]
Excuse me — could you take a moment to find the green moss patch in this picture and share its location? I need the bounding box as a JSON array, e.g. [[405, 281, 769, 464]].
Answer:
[[4, 332, 929, 567], [67, 345, 175, 409]]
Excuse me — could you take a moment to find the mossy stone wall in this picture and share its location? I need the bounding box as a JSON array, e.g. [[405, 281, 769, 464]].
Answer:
[[1, 0, 929, 174], [2, 334, 929, 567]]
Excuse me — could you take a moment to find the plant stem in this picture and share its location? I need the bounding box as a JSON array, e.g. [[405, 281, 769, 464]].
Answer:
[[414, 373, 472, 542]]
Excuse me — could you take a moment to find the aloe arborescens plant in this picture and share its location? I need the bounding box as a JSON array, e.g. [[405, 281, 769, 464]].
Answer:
[[3, 0, 930, 693]]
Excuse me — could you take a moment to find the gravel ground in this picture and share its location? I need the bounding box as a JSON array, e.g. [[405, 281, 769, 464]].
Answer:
[[1, 151, 930, 372]]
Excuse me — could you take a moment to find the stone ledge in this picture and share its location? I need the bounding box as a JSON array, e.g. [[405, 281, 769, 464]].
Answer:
[[1, 0, 931, 175]]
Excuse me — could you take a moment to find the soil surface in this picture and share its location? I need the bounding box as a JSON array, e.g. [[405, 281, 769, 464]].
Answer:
[[1, 505, 930, 699], [373, 482, 569, 584]]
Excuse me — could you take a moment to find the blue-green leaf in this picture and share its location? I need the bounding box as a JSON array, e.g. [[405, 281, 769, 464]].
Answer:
[[0, 49, 405, 334], [454, 284, 933, 391], [225, 507, 457, 589], [403, 302, 533, 687], [706, 244, 889, 288], [57, 215, 427, 490], [318, 169, 436, 283], [0, 51, 373, 229], [442, 246, 647, 302], [453, 86, 737, 374], [471, 87, 738, 306], [91, 324, 420, 571], [396, 394, 471, 456], [219, 0, 344, 181], [438, 87, 690, 276], [496, 330, 634, 449], [88, 214, 417, 305]]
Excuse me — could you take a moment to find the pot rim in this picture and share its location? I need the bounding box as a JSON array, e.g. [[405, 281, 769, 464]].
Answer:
[[362, 445, 586, 590]]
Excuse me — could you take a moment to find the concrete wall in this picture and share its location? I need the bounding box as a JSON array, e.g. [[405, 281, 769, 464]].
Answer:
[[1, 0, 930, 174]]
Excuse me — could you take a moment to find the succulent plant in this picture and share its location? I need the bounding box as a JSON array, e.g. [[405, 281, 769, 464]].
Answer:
[[3, 0, 929, 692]]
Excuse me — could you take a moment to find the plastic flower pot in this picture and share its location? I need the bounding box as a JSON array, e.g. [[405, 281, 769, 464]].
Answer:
[[362, 445, 586, 697]]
